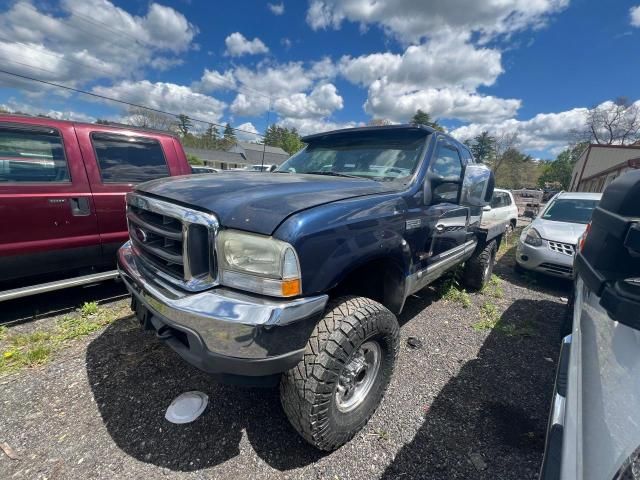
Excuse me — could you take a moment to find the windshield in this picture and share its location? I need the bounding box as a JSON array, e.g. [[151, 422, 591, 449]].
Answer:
[[541, 198, 599, 224], [276, 129, 428, 182]]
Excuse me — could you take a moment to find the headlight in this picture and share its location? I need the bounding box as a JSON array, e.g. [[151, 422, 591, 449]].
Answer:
[[217, 230, 301, 297], [524, 227, 543, 246]]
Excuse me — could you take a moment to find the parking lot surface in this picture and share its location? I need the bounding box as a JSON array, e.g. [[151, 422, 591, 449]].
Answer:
[[0, 239, 568, 479]]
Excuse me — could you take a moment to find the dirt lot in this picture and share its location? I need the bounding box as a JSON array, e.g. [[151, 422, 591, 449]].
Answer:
[[0, 236, 569, 480]]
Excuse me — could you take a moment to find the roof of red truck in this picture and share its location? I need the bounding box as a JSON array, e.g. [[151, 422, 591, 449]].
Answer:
[[0, 113, 180, 139]]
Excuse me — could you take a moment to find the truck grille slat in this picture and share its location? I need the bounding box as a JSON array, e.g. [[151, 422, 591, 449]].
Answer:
[[126, 193, 219, 291]]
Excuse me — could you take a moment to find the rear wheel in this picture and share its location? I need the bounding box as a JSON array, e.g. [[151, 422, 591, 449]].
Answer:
[[280, 296, 399, 451], [463, 240, 497, 291]]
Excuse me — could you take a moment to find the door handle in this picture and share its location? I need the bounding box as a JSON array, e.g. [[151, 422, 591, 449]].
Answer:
[[70, 197, 91, 216]]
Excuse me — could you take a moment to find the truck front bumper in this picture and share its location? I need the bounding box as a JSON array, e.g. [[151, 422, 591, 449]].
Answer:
[[117, 242, 328, 382]]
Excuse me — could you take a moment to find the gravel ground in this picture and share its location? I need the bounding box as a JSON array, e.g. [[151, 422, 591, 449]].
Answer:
[[0, 236, 569, 480]]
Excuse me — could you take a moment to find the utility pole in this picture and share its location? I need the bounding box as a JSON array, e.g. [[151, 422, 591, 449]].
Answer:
[[261, 97, 272, 172]]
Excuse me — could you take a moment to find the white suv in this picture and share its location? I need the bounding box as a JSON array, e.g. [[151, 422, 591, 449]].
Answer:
[[484, 188, 518, 232]]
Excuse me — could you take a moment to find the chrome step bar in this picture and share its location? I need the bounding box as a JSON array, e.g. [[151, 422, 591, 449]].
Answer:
[[0, 270, 119, 302]]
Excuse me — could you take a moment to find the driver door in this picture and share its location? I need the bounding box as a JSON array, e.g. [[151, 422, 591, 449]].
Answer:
[[409, 139, 470, 285]]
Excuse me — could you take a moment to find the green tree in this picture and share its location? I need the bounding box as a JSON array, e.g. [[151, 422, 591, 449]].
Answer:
[[186, 153, 204, 166], [204, 123, 220, 149], [468, 131, 496, 164], [263, 124, 304, 155], [176, 114, 193, 137], [537, 150, 574, 189], [410, 109, 444, 131], [218, 123, 236, 149]]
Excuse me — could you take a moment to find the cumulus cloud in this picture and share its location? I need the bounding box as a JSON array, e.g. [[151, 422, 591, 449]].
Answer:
[[340, 34, 502, 91], [268, 2, 285, 15], [92, 80, 226, 124], [450, 106, 589, 153], [273, 83, 343, 119], [278, 117, 362, 136], [306, 0, 569, 43], [227, 61, 344, 122], [631, 6, 640, 27], [194, 68, 236, 92], [365, 80, 521, 123], [224, 32, 269, 57], [0, 0, 197, 89], [234, 122, 261, 142], [1, 99, 95, 123]]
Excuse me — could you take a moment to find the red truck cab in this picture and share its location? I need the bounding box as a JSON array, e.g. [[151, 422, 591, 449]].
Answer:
[[0, 115, 191, 290]]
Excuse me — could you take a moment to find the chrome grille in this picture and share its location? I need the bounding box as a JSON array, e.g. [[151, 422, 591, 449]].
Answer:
[[548, 241, 575, 256], [126, 193, 218, 291]]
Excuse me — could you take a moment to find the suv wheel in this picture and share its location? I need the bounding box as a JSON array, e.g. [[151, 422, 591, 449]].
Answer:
[[280, 296, 399, 451], [463, 240, 497, 291]]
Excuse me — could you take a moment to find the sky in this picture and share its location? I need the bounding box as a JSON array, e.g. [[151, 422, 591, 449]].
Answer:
[[0, 0, 638, 159]]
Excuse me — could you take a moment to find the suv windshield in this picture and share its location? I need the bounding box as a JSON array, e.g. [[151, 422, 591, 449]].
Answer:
[[542, 198, 599, 224], [276, 129, 428, 182]]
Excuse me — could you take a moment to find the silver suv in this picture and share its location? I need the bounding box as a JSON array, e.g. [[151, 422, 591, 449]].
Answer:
[[540, 171, 640, 479]]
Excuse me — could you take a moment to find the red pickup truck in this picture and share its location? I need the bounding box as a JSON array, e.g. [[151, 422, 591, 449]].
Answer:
[[0, 115, 192, 298]]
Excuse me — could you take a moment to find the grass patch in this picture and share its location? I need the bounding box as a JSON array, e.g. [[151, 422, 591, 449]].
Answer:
[[0, 325, 7, 341], [0, 302, 130, 376], [472, 300, 535, 336], [438, 272, 472, 309], [481, 274, 505, 299], [80, 301, 99, 317], [473, 301, 501, 331]]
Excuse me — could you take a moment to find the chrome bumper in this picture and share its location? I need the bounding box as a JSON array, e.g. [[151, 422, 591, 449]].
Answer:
[[117, 242, 328, 373]]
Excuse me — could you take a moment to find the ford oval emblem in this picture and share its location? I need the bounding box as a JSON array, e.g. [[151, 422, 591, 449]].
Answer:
[[135, 227, 148, 243]]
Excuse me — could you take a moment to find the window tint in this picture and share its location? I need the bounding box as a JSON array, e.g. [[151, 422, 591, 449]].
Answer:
[[431, 144, 462, 179], [0, 126, 69, 182], [433, 183, 459, 203], [503, 192, 512, 206], [491, 192, 503, 208], [92, 133, 169, 183]]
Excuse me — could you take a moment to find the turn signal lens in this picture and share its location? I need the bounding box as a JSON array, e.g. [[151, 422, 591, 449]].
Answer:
[[281, 278, 301, 297]]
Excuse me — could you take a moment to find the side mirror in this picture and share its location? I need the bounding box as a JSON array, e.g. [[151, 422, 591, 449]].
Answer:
[[483, 205, 492, 212], [460, 164, 495, 207]]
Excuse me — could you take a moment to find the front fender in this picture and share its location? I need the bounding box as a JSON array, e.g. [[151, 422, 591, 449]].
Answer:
[[274, 194, 411, 296]]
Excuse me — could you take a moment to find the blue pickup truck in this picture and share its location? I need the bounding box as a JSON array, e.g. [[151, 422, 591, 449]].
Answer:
[[117, 125, 505, 450]]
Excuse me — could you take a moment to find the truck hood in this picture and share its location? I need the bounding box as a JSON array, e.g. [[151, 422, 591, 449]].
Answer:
[[137, 172, 396, 235], [531, 218, 588, 245]]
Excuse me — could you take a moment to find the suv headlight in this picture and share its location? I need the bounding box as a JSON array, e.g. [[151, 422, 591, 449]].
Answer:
[[524, 227, 543, 246], [217, 230, 301, 297]]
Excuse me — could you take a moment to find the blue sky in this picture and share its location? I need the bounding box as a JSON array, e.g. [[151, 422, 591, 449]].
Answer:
[[0, 0, 638, 158]]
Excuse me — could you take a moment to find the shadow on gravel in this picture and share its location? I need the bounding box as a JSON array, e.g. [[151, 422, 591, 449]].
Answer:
[[382, 298, 563, 479], [86, 317, 325, 472]]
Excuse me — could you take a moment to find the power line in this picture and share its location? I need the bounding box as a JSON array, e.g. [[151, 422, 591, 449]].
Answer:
[[0, 66, 264, 138]]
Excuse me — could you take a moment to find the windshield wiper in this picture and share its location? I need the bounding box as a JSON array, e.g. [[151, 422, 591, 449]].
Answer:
[[304, 171, 362, 179]]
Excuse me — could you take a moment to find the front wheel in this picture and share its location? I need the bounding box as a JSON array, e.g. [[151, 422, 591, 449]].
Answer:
[[280, 296, 399, 451], [462, 240, 497, 291]]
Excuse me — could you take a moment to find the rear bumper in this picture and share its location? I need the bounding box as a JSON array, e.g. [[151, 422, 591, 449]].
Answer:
[[117, 242, 327, 380], [516, 240, 574, 278]]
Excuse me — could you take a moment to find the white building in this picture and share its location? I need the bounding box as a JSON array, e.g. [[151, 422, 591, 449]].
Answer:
[[570, 144, 640, 192]]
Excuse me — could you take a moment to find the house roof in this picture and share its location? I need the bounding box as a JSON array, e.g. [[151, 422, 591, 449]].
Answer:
[[238, 141, 288, 156]]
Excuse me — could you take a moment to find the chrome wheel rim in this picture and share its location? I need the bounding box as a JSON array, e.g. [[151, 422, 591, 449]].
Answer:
[[335, 340, 382, 413], [484, 249, 494, 280]]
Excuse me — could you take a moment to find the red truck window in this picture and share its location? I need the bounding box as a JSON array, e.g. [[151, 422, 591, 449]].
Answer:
[[0, 126, 70, 183], [91, 132, 169, 184]]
